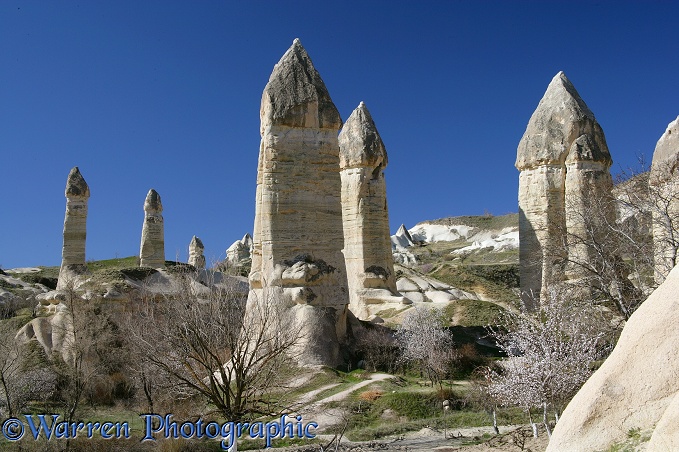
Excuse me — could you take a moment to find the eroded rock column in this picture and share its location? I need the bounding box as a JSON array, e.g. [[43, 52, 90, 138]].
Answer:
[[57, 167, 90, 289], [339, 102, 406, 319], [650, 116, 679, 284], [139, 189, 165, 268], [516, 72, 612, 308], [248, 39, 349, 366], [188, 235, 205, 269]]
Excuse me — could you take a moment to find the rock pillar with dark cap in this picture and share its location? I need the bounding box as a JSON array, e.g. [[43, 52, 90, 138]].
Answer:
[[188, 235, 205, 269], [57, 167, 90, 289], [139, 189, 165, 268], [339, 102, 406, 319], [248, 39, 349, 366], [516, 72, 613, 308]]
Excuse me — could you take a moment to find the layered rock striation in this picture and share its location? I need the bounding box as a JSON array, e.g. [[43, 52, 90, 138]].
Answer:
[[188, 235, 205, 269], [139, 189, 165, 268], [57, 167, 90, 289], [248, 39, 349, 366], [339, 102, 406, 319], [650, 116, 679, 283], [516, 72, 613, 308]]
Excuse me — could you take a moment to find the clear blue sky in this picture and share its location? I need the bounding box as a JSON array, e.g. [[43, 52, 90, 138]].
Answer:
[[2, 1, 677, 268]]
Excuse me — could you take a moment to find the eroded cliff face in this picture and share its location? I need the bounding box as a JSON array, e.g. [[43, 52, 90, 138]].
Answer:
[[339, 102, 406, 320], [57, 167, 90, 289], [139, 189, 165, 268], [650, 116, 679, 283], [248, 39, 349, 366], [547, 264, 679, 451], [188, 235, 205, 270], [516, 72, 613, 308]]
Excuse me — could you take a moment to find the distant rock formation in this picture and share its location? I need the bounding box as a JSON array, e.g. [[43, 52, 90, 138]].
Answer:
[[226, 233, 253, 268], [188, 235, 205, 269], [650, 116, 679, 283], [139, 189, 165, 268], [339, 102, 407, 319], [516, 72, 613, 308], [57, 167, 90, 289], [547, 264, 679, 451], [391, 224, 418, 266], [248, 39, 349, 366]]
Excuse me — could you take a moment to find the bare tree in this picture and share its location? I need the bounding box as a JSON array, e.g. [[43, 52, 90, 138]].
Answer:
[[395, 305, 455, 390], [126, 270, 304, 421], [486, 288, 608, 438], [354, 324, 398, 373]]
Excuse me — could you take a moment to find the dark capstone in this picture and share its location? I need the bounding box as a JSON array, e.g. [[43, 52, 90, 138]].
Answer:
[[365, 265, 389, 279]]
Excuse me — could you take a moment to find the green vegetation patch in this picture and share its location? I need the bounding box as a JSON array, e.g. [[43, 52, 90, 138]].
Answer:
[[432, 264, 519, 305], [445, 299, 506, 327]]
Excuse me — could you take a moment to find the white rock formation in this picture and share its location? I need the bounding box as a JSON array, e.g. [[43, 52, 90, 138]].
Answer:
[[188, 235, 205, 269], [15, 303, 75, 364], [516, 71, 612, 308], [139, 189, 165, 268], [547, 264, 679, 451], [391, 224, 417, 265], [650, 115, 679, 283], [57, 167, 90, 289], [339, 102, 407, 319], [226, 233, 253, 268], [248, 39, 349, 366]]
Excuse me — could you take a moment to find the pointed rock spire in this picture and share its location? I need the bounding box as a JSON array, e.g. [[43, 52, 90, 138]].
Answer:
[[261, 38, 342, 130], [249, 40, 348, 367], [516, 71, 611, 170], [339, 102, 405, 319], [65, 167, 90, 198], [339, 101, 387, 169], [57, 166, 90, 289], [515, 72, 614, 307], [139, 189, 165, 268]]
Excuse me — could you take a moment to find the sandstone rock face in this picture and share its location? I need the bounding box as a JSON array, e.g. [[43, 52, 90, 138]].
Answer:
[[547, 264, 679, 451], [516, 72, 612, 307], [339, 102, 406, 319], [15, 303, 75, 364], [57, 167, 90, 289], [650, 116, 679, 283], [248, 39, 349, 366], [188, 235, 205, 269], [139, 189, 165, 268]]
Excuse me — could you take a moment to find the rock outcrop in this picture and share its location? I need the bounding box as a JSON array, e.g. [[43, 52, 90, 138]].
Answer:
[[650, 116, 679, 283], [547, 264, 679, 451], [516, 72, 613, 308], [15, 303, 75, 364], [248, 39, 349, 366], [188, 235, 205, 269], [391, 224, 417, 266], [57, 167, 90, 289], [226, 233, 253, 268], [339, 102, 406, 319], [139, 189, 165, 268]]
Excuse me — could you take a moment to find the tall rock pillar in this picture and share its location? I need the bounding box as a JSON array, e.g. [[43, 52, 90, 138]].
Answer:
[[339, 102, 406, 319], [57, 167, 90, 289], [516, 72, 612, 308], [248, 39, 349, 366], [188, 235, 205, 270], [650, 116, 679, 284], [139, 189, 165, 268]]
